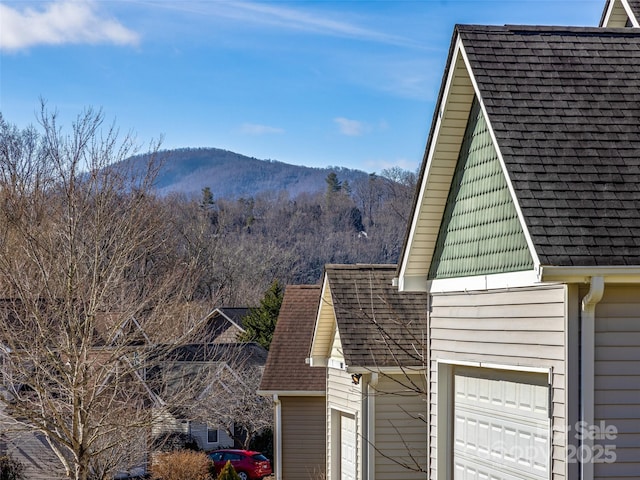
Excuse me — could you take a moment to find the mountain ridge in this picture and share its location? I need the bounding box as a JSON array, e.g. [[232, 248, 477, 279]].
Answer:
[[129, 147, 371, 198]]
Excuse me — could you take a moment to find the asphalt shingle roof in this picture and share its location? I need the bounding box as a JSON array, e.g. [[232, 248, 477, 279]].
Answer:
[[259, 285, 325, 393], [326, 265, 428, 368], [458, 25, 640, 267]]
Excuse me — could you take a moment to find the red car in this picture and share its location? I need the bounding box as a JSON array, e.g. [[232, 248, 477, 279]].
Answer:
[[207, 449, 272, 480]]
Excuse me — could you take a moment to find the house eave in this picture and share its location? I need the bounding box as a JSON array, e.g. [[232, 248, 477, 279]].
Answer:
[[539, 265, 640, 284], [346, 366, 427, 375], [307, 355, 328, 367], [257, 390, 325, 397]]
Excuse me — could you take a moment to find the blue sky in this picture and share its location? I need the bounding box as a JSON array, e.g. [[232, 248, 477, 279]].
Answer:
[[1, 0, 604, 173]]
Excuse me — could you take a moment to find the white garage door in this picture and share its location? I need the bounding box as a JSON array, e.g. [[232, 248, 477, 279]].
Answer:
[[340, 413, 356, 480], [453, 367, 550, 480]]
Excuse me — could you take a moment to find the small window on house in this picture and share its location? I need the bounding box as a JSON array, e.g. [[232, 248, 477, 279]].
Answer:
[[207, 427, 218, 443]]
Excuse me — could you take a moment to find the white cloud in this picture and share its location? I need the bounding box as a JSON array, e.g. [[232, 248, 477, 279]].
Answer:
[[147, 1, 421, 49], [240, 123, 285, 135], [334, 117, 368, 137], [0, 0, 139, 52]]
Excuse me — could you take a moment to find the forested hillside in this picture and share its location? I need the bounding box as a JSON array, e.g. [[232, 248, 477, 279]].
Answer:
[[165, 166, 417, 306]]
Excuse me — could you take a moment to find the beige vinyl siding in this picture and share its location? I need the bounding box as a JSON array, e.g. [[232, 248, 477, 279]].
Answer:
[[330, 328, 345, 366], [327, 367, 363, 480], [593, 285, 640, 479], [428, 284, 567, 480], [280, 396, 326, 480], [374, 373, 428, 480]]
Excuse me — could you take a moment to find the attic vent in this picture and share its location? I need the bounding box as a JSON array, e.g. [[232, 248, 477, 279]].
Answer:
[[428, 97, 533, 279]]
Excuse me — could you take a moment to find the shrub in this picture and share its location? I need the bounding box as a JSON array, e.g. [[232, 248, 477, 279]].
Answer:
[[150, 450, 211, 480], [216, 461, 240, 480], [0, 454, 26, 480]]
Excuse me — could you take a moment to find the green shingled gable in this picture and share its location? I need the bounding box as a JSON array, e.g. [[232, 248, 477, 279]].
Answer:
[[428, 98, 533, 279]]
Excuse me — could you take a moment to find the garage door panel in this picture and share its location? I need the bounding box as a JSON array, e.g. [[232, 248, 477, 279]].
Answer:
[[453, 368, 550, 480], [340, 414, 356, 480]]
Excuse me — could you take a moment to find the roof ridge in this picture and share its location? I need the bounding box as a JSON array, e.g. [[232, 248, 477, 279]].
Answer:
[[456, 23, 640, 36], [325, 263, 396, 270]]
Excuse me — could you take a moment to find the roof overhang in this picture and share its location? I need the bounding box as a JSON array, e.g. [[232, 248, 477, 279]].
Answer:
[[346, 366, 427, 375], [308, 271, 336, 363], [539, 265, 640, 284], [257, 390, 325, 397]]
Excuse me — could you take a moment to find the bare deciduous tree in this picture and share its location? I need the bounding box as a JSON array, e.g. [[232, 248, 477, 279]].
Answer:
[[0, 106, 214, 480], [190, 348, 272, 450]]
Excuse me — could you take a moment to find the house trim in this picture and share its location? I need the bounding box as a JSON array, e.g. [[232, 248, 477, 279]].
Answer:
[[346, 366, 426, 375], [427, 269, 541, 293], [257, 390, 325, 397], [329, 405, 359, 480], [580, 277, 604, 480], [565, 285, 580, 480], [366, 373, 378, 480], [273, 395, 283, 480], [308, 356, 328, 367], [539, 265, 640, 283], [436, 358, 552, 378]]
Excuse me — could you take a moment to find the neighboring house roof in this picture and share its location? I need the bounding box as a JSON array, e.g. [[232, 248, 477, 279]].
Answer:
[[166, 342, 267, 365], [203, 307, 249, 342], [600, 0, 640, 26], [399, 25, 640, 288], [259, 285, 325, 393], [215, 308, 250, 326], [321, 264, 428, 368]]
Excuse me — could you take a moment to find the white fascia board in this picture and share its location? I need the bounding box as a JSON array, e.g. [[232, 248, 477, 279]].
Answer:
[[458, 41, 543, 273], [428, 269, 544, 293], [308, 355, 328, 367], [437, 358, 552, 378], [346, 366, 427, 375], [601, 0, 616, 26], [622, 0, 640, 26], [539, 265, 640, 284], [257, 390, 325, 397], [398, 274, 428, 293], [309, 272, 331, 359], [398, 36, 465, 291]]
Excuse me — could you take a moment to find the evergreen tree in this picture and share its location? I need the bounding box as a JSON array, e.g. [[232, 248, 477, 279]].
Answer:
[[325, 171, 342, 194], [240, 280, 284, 350], [216, 461, 241, 480], [200, 186, 214, 209]]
